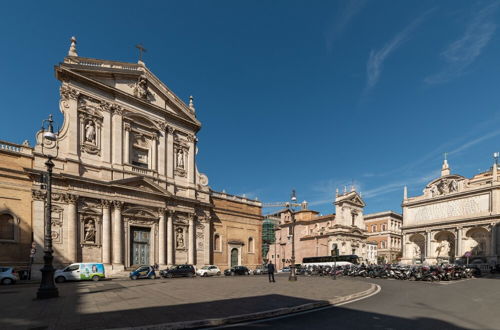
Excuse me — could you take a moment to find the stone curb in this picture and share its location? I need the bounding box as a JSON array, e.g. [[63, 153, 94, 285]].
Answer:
[[111, 283, 379, 330]]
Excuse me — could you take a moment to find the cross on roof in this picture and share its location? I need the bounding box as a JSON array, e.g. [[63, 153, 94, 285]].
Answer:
[[135, 44, 147, 62]]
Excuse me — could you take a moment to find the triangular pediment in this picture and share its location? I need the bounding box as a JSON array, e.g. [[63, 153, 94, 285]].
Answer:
[[57, 57, 200, 127], [110, 176, 171, 196], [335, 191, 365, 207]]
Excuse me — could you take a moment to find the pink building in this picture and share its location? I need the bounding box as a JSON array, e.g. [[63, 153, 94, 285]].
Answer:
[[268, 190, 369, 270]]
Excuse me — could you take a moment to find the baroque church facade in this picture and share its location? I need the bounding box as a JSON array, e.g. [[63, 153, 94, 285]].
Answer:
[[401, 158, 499, 266], [268, 189, 370, 270], [9, 39, 264, 276]]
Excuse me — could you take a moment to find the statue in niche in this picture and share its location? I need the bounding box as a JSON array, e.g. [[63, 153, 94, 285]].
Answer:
[[85, 120, 96, 144], [84, 219, 96, 243], [176, 227, 185, 248], [176, 149, 185, 169], [436, 240, 450, 257], [413, 244, 421, 258], [438, 179, 449, 195]]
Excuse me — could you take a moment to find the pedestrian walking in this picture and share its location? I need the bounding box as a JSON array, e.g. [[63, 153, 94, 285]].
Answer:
[[267, 261, 275, 282]]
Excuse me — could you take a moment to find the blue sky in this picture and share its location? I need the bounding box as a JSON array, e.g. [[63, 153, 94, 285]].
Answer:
[[1, 1, 500, 215]]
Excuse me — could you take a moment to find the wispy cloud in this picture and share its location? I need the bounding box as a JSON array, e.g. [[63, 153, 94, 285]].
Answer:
[[448, 129, 500, 156], [325, 0, 367, 52], [361, 170, 438, 199], [366, 9, 435, 90], [425, 3, 498, 84]]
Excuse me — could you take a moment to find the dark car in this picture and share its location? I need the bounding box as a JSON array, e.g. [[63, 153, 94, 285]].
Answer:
[[224, 266, 250, 276], [129, 265, 156, 280], [160, 264, 196, 278]]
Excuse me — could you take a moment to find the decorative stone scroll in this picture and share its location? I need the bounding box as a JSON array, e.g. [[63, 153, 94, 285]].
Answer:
[[51, 205, 64, 244]]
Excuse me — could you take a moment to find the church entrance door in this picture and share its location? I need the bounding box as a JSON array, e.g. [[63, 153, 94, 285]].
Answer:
[[131, 227, 150, 266], [230, 248, 239, 267]]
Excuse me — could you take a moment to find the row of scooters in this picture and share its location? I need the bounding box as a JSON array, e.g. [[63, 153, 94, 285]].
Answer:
[[301, 264, 481, 281]]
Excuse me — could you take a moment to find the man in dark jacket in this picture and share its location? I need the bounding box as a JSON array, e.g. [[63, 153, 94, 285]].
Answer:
[[267, 261, 275, 282]]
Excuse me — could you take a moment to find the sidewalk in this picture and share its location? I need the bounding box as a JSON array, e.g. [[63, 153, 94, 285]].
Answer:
[[0, 275, 376, 329]]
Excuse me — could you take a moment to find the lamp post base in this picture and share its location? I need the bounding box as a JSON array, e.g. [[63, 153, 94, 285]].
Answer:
[[288, 266, 298, 281], [37, 287, 59, 299]]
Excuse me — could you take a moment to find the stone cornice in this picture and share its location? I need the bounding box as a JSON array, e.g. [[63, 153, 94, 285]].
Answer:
[[403, 185, 494, 207]]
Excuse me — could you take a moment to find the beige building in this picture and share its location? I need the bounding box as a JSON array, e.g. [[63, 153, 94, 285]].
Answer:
[[402, 158, 499, 265], [27, 39, 214, 276], [0, 141, 34, 268], [268, 189, 369, 270], [211, 191, 263, 271], [364, 211, 402, 263]]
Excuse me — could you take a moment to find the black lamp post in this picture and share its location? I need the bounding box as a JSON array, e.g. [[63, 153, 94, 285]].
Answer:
[[288, 189, 298, 281], [37, 114, 59, 299]]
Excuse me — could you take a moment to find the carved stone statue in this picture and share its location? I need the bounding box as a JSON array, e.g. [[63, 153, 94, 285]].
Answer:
[[449, 179, 458, 193], [176, 149, 185, 169], [136, 76, 148, 99], [85, 120, 96, 144], [176, 227, 185, 248], [430, 185, 439, 197], [413, 244, 421, 258], [84, 219, 96, 243], [436, 240, 450, 257]]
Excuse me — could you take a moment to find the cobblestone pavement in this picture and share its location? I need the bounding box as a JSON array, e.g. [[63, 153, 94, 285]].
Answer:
[[0, 274, 373, 329]]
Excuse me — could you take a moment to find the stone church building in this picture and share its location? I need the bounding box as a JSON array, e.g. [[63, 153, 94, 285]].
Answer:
[[0, 39, 263, 276]]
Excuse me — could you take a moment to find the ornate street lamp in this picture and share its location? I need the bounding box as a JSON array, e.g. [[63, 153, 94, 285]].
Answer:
[[37, 114, 59, 299], [288, 189, 298, 281]]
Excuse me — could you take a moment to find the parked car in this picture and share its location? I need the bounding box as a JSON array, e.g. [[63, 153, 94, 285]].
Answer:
[[279, 266, 291, 273], [224, 266, 250, 276], [253, 265, 269, 275], [0, 267, 19, 285], [160, 264, 196, 278], [196, 265, 221, 277], [129, 265, 156, 280], [55, 263, 106, 283]]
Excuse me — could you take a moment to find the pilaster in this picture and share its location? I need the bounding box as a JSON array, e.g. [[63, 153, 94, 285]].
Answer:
[[158, 207, 166, 266], [188, 214, 195, 264], [65, 193, 79, 263], [111, 108, 123, 170], [101, 199, 112, 264], [167, 209, 174, 265], [112, 200, 124, 268]]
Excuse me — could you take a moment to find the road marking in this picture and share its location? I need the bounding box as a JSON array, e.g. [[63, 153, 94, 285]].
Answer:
[[209, 284, 382, 329]]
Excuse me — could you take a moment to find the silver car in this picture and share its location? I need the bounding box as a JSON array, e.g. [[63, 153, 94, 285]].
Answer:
[[196, 265, 221, 277], [0, 267, 19, 285]]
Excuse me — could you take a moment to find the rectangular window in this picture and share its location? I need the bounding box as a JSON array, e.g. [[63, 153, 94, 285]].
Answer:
[[132, 147, 149, 168]]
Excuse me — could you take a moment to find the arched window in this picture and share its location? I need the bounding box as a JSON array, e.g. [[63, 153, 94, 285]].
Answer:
[[213, 234, 221, 252], [0, 213, 15, 241], [248, 237, 254, 253]]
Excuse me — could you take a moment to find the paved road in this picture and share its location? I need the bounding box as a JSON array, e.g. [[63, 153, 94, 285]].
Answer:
[[226, 277, 500, 330], [0, 274, 371, 329]]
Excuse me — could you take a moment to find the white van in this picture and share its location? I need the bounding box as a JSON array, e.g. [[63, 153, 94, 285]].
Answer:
[[54, 263, 105, 283]]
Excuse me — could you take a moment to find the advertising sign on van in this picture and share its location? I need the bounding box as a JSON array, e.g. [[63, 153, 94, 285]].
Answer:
[[80, 263, 105, 280]]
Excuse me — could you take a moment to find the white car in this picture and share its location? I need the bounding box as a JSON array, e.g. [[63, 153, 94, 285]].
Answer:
[[0, 267, 19, 285], [196, 265, 221, 277]]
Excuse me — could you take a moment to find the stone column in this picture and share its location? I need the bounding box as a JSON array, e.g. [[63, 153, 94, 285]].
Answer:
[[491, 223, 497, 256], [123, 123, 130, 164], [166, 126, 174, 179], [188, 136, 196, 185], [158, 127, 166, 177], [456, 227, 463, 258], [188, 215, 195, 264], [101, 200, 112, 264], [112, 201, 124, 268], [152, 136, 158, 171], [60, 86, 79, 157], [66, 194, 79, 263], [167, 210, 174, 265], [32, 191, 46, 265], [426, 230, 432, 259], [158, 208, 166, 266], [111, 108, 123, 169]]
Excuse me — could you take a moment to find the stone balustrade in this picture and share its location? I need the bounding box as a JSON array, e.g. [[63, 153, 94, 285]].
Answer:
[[0, 140, 33, 156]]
